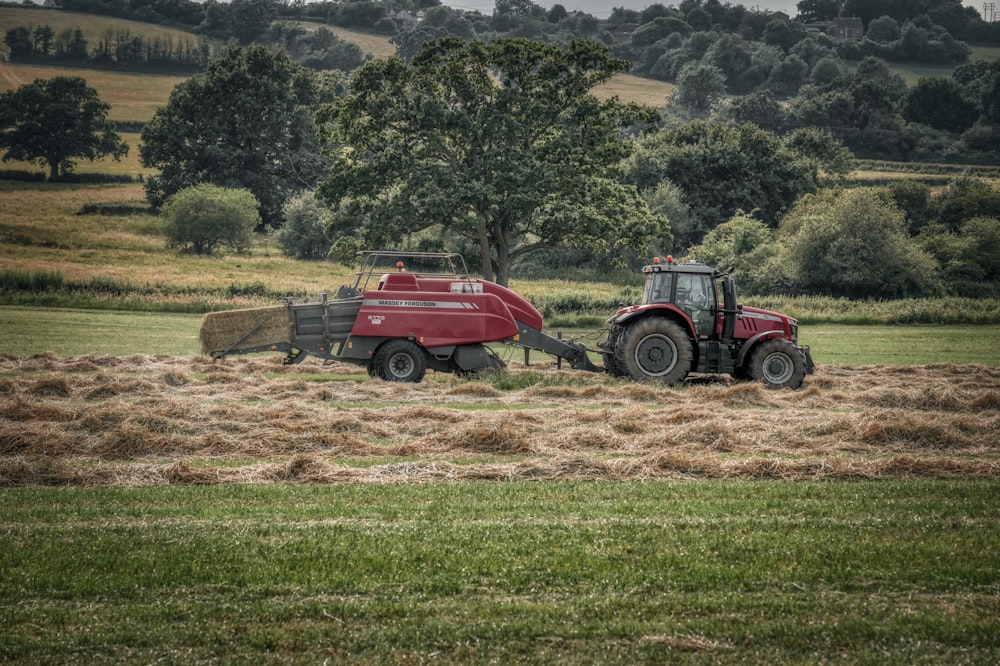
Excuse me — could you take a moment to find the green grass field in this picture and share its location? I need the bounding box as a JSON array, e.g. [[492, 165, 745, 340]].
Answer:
[[1, 480, 997, 663]]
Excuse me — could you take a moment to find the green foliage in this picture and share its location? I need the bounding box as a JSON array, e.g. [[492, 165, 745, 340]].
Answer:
[[932, 174, 1000, 232], [688, 212, 774, 271], [782, 189, 942, 299], [624, 121, 818, 234], [317, 37, 663, 286], [886, 179, 935, 233], [161, 184, 260, 255], [903, 77, 979, 134], [725, 90, 786, 130], [919, 216, 1000, 297], [783, 127, 853, 185], [0, 76, 128, 180], [809, 56, 843, 86], [140, 45, 327, 226], [669, 61, 726, 118], [867, 15, 901, 44], [277, 190, 333, 261], [641, 180, 698, 253], [766, 54, 809, 97]]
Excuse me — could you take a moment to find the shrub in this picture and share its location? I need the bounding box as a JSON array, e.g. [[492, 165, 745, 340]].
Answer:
[[277, 190, 333, 261], [688, 212, 773, 270], [161, 184, 260, 255], [782, 189, 942, 299]]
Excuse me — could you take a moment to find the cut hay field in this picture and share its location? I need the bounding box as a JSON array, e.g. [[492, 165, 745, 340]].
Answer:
[[2, 352, 998, 487], [0, 62, 184, 122]]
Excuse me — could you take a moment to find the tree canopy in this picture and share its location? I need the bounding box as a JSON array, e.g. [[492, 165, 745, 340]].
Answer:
[[139, 45, 327, 226], [623, 121, 821, 249], [781, 189, 941, 299], [316, 37, 665, 285], [0, 76, 127, 180]]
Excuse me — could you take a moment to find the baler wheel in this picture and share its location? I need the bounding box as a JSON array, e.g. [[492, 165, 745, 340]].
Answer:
[[373, 339, 428, 383]]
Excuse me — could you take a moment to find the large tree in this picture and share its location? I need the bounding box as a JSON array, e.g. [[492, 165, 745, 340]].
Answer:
[[0, 76, 127, 180], [140, 45, 327, 226], [623, 121, 819, 247], [316, 37, 664, 285]]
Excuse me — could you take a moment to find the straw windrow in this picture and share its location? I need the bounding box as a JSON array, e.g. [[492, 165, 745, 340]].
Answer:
[[1, 355, 998, 486]]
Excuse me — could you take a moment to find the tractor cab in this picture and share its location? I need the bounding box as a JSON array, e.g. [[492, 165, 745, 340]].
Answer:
[[641, 258, 735, 340]]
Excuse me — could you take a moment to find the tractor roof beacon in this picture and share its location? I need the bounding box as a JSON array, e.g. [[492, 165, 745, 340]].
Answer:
[[600, 256, 814, 389]]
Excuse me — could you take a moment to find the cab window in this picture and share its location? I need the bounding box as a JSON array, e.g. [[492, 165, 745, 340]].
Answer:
[[643, 272, 674, 304], [675, 273, 716, 337]]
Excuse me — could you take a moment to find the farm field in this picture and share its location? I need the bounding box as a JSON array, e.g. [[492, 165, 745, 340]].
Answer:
[[1, 349, 998, 662], [1, 16, 999, 661]]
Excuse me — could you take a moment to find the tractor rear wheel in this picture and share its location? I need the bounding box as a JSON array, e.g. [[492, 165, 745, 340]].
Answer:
[[749, 339, 805, 390], [373, 339, 427, 383], [602, 327, 626, 377], [615, 318, 693, 385]]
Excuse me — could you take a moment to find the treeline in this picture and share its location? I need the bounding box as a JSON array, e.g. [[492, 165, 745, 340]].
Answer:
[[686, 177, 1000, 300], [3, 23, 212, 70], [4, 0, 368, 72]]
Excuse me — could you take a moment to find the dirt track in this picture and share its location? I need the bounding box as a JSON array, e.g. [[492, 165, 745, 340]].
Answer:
[[1, 353, 998, 486]]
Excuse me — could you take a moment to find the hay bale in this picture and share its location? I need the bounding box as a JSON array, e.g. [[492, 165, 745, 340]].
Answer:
[[199, 305, 291, 355]]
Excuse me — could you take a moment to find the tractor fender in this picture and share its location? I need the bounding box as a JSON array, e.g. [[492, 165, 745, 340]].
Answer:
[[609, 304, 697, 341], [735, 330, 786, 368]]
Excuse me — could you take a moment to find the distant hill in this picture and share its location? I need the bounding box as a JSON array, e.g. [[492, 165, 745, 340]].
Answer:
[[0, 6, 205, 59]]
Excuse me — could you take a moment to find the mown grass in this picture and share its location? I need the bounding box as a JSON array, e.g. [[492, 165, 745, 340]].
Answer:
[[0, 480, 997, 663]]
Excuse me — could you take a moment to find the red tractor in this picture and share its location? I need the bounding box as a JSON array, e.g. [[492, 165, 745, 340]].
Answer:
[[600, 256, 813, 389]]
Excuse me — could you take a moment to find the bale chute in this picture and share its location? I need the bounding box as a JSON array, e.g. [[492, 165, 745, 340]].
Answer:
[[199, 305, 290, 356]]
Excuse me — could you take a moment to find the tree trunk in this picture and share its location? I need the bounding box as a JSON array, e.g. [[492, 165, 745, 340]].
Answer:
[[476, 217, 494, 283], [493, 213, 511, 288], [47, 159, 59, 182]]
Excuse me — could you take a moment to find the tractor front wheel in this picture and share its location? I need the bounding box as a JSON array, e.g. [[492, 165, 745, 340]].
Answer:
[[615, 318, 693, 386], [373, 339, 427, 383], [749, 339, 805, 390]]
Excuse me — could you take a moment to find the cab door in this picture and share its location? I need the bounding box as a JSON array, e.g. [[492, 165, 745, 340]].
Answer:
[[675, 272, 716, 338]]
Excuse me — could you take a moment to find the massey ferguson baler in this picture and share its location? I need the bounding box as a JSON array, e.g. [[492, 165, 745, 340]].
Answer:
[[199, 251, 598, 382], [200, 250, 813, 388]]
